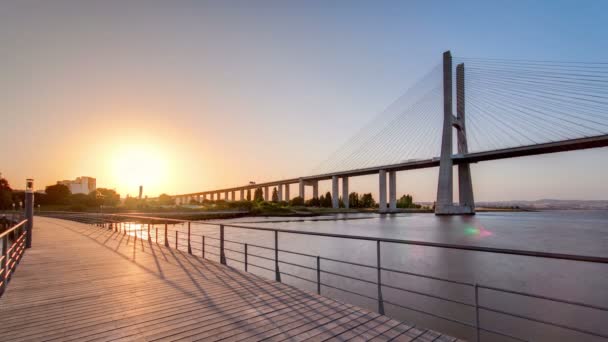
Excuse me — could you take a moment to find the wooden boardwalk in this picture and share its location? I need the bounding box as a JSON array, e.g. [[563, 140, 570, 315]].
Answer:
[[0, 217, 458, 342]]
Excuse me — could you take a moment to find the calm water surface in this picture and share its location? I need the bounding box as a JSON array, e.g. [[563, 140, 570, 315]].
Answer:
[[148, 211, 607, 341]]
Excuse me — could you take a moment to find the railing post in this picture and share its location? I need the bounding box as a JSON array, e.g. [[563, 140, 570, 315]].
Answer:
[[377, 240, 385, 315], [202, 235, 205, 259], [147, 224, 151, 241], [164, 223, 169, 247], [475, 283, 481, 342], [275, 230, 281, 282], [316, 256, 321, 295], [155, 227, 158, 243], [187, 222, 192, 254], [220, 225, 226, 265], [245, 244, 248, 272], [175, 231, 178, 249], [1, 236, 7, 294]]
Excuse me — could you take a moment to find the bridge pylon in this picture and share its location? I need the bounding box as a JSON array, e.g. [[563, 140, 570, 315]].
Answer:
[[435, 51, 475, 215]]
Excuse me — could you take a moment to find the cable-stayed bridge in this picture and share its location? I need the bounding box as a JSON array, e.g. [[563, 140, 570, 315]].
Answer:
[[174, 51, 608, 215]]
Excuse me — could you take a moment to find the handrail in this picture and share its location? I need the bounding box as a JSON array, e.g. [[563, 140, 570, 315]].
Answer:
[[39, 211, 608, 341], [57, 211, 608, 264], [0, 220, 27, 239], [1, 219, 28, 297]]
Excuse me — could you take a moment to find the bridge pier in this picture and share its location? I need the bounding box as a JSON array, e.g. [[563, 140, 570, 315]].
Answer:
[[299, 179, 305, 199], [331, 176, 339, 208], [285, 184, 290, 201], [436, 51, 475, 215], [264, 186, 269, 201], [312, 181, 319, 199], [379, 170, 387, 213], [342, 177, 349, 209], [277, 185, 283, 201], [389, 171, 397, 212]]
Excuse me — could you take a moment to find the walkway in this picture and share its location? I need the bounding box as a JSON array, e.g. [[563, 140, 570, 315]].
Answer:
[[0, 217, 458, 341]]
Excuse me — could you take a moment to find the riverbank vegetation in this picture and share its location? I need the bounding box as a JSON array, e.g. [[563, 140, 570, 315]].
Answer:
[[0, 177, 427, 215]]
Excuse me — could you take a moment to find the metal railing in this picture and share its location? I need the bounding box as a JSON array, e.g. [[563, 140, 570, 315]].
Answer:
[[39, 212, 608, 341], [0, 219, 28, 297]]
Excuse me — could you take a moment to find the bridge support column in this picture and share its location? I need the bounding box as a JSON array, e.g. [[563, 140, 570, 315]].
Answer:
[[389, 171, 397, 212], [285, 184, 290, 201], [331, 176, 339, 208], [379, 170, 387, 213], [264, 186, 269, 201], [312, 181, 319, 199], [224, 191, 228, 201], [240, 189, 244, 200], [435, 51, 475, 215], [342, 177, 349, 209], [456, 63, 475, 211], [299, 179, 305, 199], [231, 191, 235, 201], [277, 185, 283, 202]]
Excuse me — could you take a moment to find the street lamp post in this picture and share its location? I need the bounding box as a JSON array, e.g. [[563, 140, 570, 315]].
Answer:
[[25, 179, 34, 248]]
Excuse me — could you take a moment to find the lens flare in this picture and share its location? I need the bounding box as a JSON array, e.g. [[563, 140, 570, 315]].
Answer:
[[463, 224, 493, 237]]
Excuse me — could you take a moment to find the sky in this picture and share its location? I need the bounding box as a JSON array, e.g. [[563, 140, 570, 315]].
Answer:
[[1, 0, 607, 201]]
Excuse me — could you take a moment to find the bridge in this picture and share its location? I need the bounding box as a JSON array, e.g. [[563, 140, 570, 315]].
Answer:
[[171, 51, 608, 214]]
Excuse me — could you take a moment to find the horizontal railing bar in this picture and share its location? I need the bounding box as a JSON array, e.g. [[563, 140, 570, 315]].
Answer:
[[380, 267, 474, 287], [203, 250, 221, 257], [247, 253, 275, 262], [277, 249, 317, 258], [320, 282, 378, 301], [279, 270, 318, 284], [223, 247, 245, 255], [478, 284, 608, 312], [477, 326, 529, 342], [381, 283, 474, 307], [320, 256, 376, 269], [277, 259, 317, 271], [384, 299, 477, 329], [247, 263, 276, 273], [479, 305, 608, 339], [243, 243, 274, 251], [0, 220, 27, 239], [320, 269, 378, 285]]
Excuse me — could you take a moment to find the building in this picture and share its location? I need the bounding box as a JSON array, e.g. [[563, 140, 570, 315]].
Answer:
[[58, 177, 96, 195]]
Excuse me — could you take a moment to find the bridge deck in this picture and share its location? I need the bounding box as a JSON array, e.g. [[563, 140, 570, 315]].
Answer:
[[0, 217, 457, 342]]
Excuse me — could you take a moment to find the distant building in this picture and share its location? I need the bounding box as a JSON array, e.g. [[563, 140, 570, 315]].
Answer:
[[58, 177, 96, 195]]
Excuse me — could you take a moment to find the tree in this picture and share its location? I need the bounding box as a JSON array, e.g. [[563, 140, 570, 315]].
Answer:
[[360, 193, 376, 208], [253, 188, 264, 202], [45, 184, 71, 204], [271, 187, 279, 202], [96, 188, 120, 206], [289, 196, 304, 206], [321, 191, 332, 208], [349, 192, 360, 208], [246, 189, 251, 201], [0, 177, 13, 210], [397, 194, 419, 208], [158, 193, 175, 205], [306, 196, 320, 207]]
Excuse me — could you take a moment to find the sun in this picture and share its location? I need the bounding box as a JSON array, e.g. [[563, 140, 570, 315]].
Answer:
[[110, 143, 168, 197]]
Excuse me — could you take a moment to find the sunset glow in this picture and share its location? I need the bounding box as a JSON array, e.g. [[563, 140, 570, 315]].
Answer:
[[109, 144, 169, 197]]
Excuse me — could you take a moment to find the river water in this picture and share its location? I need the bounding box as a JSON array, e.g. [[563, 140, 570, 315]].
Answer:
[[142, 210, 607, 341]]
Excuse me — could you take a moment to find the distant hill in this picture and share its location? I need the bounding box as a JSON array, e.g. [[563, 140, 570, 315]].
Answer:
[[478, 199, 608, 210], [417, 199, 608, 210]]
